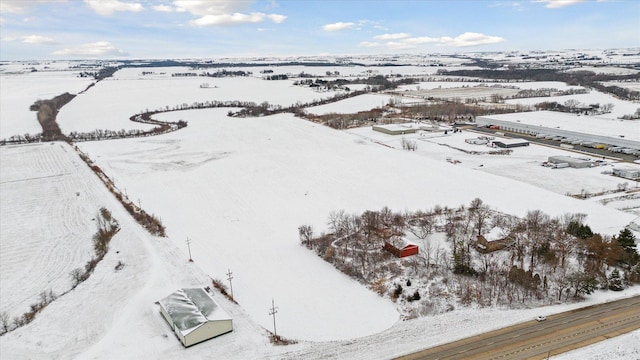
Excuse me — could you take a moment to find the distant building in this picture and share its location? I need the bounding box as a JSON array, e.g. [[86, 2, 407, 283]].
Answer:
[[548, 156, 592, 168], [476, 111, 640, 151], [159, 288, 233, 347], [372, 124, 418, 135], [384, 238, 419, 258], [492, 138, 529, 148], [613, 167, 640, 180]]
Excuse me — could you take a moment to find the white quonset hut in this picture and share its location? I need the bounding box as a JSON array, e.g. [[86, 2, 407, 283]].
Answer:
[[476, 111, 640, 151], [159, 288, 233, 347]]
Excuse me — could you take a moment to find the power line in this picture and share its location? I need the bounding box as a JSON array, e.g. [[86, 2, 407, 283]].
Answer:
[[226, 268, 234, 301], [268, 299, 278, 337], [186, 237, 193, 262]]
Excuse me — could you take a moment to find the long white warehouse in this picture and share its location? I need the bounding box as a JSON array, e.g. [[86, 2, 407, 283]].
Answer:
[[476, 111, 640, 151]]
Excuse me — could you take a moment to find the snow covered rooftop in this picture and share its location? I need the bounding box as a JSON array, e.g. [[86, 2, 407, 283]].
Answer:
[[480, 111, 640, 143], [159, 288, 231, 335], [494, 138, 529, 145], [484, 226, 506, 242]]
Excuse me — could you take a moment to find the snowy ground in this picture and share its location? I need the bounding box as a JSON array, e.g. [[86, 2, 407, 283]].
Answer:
[[0, 70, 93, 137], [505, 89, 640, 120], [2, 61, 640, 359], [2, 141, 638, 360], [553, 329, 640, 360], [75, 108, 634, 342], [346, 126, 640, 220]]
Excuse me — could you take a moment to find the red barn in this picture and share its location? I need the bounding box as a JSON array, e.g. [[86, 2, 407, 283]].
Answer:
[[384, 239, 419, 258]]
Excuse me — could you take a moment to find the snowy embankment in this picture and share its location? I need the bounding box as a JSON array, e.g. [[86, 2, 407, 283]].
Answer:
[[78, 109, 635, 343]]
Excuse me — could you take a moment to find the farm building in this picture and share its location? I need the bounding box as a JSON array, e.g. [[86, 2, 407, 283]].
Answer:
[[159, 288, 233, 347], [372, 123, 419, 135], [476, 111, 640, 151], [492, 138, 529, 148], [613, 167, 640, 180], [384, 238, 419, 258], [372, 122, 452, 135], [548, 156, 592, 168], [475, 227, 512, 253]]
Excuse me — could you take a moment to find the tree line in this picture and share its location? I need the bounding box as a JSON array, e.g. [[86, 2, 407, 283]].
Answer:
[[299, 199, 639, 310]]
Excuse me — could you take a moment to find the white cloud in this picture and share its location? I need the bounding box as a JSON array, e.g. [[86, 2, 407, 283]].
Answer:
[[374, 33, 410, 40], [367, 32, 505, 50], [400, 36, 441, 45], [51, 41, 129, 57], [447, 32, 505, 46], [267, 13, 286, 23], [358, 41, 380, 48], [534, 0, 585, 8], [152, 4, 174, 12], [322, 22, 355, 32], [173, 0, 245, 16], [175, 0, 285, 27], [386, 41, 416, 50], [0, 0, 67, 14], [22, 35, 58, 45], [191, 12, 273, 26], [0, 35, 19, 42], [84, 0, 143, 16]]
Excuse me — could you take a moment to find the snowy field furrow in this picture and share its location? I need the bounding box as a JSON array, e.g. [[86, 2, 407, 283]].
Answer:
[[0, 143, 106, 319]]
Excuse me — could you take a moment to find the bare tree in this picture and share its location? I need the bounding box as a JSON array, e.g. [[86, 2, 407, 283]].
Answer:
[[298, 225, 314, 249], [0, 312, 10, 334]]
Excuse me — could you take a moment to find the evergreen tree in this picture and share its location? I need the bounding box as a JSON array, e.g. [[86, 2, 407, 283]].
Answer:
[[616, 228, 637, 253], [615, 228, 639, 267], [608, 269, 624, 291]]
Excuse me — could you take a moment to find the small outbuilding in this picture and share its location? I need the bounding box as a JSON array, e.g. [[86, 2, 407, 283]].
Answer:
[[492, 138, 529, 148], [384, 238, 419, 258], [159, 288, 233, 347]]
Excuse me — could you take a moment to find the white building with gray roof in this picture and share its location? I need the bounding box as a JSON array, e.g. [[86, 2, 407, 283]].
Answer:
[[159, 288, 233, 347]]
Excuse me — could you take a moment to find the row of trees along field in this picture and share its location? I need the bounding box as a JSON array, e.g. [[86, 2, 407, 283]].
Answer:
[[299, 199, 639, 309]]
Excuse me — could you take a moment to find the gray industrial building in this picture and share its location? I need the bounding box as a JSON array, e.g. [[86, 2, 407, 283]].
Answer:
[[548, 156, 593, 168], [476, 111, 640, 151]]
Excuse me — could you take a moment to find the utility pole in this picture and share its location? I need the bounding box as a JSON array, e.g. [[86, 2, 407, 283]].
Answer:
[[226, 268, 234, 301], [268, 299, 278, 337], [186, 237, 193, 262]]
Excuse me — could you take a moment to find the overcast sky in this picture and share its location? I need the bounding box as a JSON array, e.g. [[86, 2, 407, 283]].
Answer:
[[0, 0, 638, 60]]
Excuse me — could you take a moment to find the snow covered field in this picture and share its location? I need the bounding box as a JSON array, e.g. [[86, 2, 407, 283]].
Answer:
[[2, 60, 640, 359], [0, 70, 93, 137], [77, 108, 635, 342], [0, 143, 101, 320]]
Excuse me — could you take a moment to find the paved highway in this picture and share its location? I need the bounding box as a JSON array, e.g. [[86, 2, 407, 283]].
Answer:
[[397, 296, 640, 360]]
